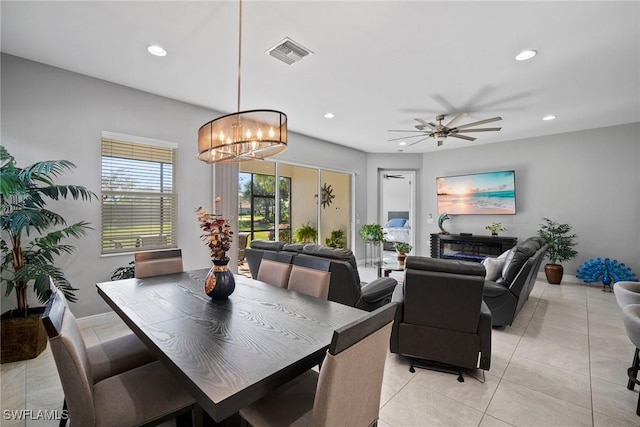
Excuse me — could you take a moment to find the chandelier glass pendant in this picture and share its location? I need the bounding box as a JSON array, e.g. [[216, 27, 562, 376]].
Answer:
[[198, 0, 287, 163]]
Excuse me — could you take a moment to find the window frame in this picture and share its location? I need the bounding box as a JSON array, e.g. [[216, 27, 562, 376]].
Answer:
[[100, 131, 178, 255]]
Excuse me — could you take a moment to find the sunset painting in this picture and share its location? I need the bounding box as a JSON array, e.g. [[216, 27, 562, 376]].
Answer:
[[436, 170, 516, 215]]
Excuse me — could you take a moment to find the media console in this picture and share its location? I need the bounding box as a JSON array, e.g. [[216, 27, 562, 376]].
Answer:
[[430, 233, 517, 262]]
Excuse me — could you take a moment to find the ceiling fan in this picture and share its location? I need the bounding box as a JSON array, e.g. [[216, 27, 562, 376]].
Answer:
[[388, 112, 502, 147]]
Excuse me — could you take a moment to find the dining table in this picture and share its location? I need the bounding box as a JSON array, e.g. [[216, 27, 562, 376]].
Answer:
[[96, 269, 367, 423]]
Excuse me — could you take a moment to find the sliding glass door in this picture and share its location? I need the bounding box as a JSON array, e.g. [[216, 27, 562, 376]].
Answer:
[[239, 160, 353, 258]]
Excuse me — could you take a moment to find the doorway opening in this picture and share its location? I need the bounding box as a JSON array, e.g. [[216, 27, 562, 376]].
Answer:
[[379, 170, 416, 258]]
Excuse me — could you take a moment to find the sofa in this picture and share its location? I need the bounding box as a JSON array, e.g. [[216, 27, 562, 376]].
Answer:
[[481, 236, 548, 327], [390, 256, 492, 373], [245, 240, 398, 311]]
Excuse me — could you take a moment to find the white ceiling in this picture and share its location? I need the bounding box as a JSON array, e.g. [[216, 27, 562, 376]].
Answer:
[[2, 1, 639, 154]]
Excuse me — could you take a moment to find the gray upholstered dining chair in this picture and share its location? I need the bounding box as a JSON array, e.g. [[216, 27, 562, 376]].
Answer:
[[622, 304, 640, 416], [257, 259, 292, 289], [239, 303, 396, 427], [287, 265, 331, 300], [134, 248, 183, 278], [46, 282, 156, 427], [614, 281, 640, 391], [43, 285, 201, 426], [615, 281, 640, 308]]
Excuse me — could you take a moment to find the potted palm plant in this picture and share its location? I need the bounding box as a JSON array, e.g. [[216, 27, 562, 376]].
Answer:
[[538, 217, 578, 284], [0, 146, 95, 363]]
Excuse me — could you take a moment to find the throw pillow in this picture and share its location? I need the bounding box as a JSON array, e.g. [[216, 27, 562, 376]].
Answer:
[[387, 218, 406, 228], [482, 257, 505, 282]]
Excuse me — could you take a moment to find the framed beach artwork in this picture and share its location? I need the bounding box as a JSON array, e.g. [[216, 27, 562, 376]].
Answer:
[[436, 170, 516, 215]]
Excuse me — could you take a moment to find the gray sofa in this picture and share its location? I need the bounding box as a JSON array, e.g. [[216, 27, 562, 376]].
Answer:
[[482, 236, 548, 327], [245, 241, 398, 311]]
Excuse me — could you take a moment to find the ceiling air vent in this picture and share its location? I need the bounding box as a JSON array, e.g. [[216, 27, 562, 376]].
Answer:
[[266, 38, 313, 65]]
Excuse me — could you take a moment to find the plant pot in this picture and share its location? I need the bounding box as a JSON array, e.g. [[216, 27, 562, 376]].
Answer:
[[544, 264, 564, 285], [1, 307, 48, 364], [397, 253, 407, 265]]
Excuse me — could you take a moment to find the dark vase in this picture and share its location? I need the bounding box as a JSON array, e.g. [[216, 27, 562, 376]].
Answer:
[[204, 259, 235, 300]]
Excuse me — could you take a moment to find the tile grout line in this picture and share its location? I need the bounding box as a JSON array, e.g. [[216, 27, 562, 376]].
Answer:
[[478, 280, 547, 427]]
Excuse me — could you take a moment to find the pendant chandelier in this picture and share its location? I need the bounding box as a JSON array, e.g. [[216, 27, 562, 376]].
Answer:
[[198, 0, 287, 163]]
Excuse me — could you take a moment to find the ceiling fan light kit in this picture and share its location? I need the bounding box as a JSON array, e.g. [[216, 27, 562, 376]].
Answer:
[[388, 112, 502, 148]]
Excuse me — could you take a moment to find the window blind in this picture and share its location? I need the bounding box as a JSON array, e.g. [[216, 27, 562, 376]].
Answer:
[[101, 136, 178, 254]]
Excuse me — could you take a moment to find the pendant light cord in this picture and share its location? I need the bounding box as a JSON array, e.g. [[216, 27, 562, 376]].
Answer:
[[237, 0, 242, 113]]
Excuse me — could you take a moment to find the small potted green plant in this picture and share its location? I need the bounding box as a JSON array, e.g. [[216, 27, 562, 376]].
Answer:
[[485, 222, 507, 236], [393, 242, 413, 265], [358, 224, 384, 243], [294, 222, 317, 243], [325, 229, 345, 248], [538, 217, 578, 284]]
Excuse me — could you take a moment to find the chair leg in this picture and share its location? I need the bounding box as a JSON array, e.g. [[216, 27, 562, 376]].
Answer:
[[628, 367, 640, 416], [59, 399, 68, 427], [629, 348, 639, 391]]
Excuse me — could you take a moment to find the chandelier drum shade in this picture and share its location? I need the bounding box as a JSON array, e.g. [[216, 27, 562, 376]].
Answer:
[[197, 0, 288, 163], [198, 110, 287, 163]]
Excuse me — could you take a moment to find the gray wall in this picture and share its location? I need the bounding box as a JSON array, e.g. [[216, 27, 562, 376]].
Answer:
[[418, 124, 640, 277], [1, 54, 369, 316]]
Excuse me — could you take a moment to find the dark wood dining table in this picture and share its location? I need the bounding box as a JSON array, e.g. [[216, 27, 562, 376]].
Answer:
[[96, 269, 367, 423]]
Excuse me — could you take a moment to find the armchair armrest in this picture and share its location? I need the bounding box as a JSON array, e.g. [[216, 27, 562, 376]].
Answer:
[[360, 277, 398, 303], [389, 283, 404, 354], [478, 301, 492, 370], [356, 277, 398, 311]]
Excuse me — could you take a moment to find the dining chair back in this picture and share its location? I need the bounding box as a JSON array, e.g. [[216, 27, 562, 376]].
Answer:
[[615, 281, 640, 308], [43, 286, 200, 426], [287, 265, 331, 300], [622, 304, 640, 415], [257, 259, 292, 288], [239, 303, 397, 427], [134, 248, 183, 278]]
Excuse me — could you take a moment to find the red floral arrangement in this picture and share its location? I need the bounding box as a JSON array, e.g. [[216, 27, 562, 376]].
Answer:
[[196, 206, 233, 261]]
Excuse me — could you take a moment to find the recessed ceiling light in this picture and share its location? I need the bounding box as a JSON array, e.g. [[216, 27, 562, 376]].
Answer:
[[542, 115, 556, 121], [147, 45, 167, 57], [324, 112, 335, 119], [515, 50, 537, 61], [399, 141, 407, 146]]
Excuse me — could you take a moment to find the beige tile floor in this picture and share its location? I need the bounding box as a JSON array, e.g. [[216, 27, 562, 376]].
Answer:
[[1, 273, 637, 426]]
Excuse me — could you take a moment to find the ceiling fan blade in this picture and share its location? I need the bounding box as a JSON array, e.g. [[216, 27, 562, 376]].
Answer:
[[388, 134, 430, 142], [415, 124, 426, 130], [415, 119, 436, 129], [387, 130, 426, 133], [455, 127, 502, 133], [444, 112, 468, 128], [408, 136, 431, 146], [448, 133, 476, 141], [454, 116, 502, 130]]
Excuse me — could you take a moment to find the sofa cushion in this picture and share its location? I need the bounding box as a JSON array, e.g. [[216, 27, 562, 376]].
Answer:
[[481, 257, 505, 282], [302, 244, 361, 286], [250, 240, 286, 251], [499, 244, 536, 285], [282, 243, 305, 253]]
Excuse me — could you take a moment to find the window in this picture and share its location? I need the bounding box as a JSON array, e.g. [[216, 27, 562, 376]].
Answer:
[[101, 132, 177, 254], [239, 161, 292, 243]]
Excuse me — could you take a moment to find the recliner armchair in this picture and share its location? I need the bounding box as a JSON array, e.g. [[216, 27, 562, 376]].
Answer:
[[390, 256, 492, 375]]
